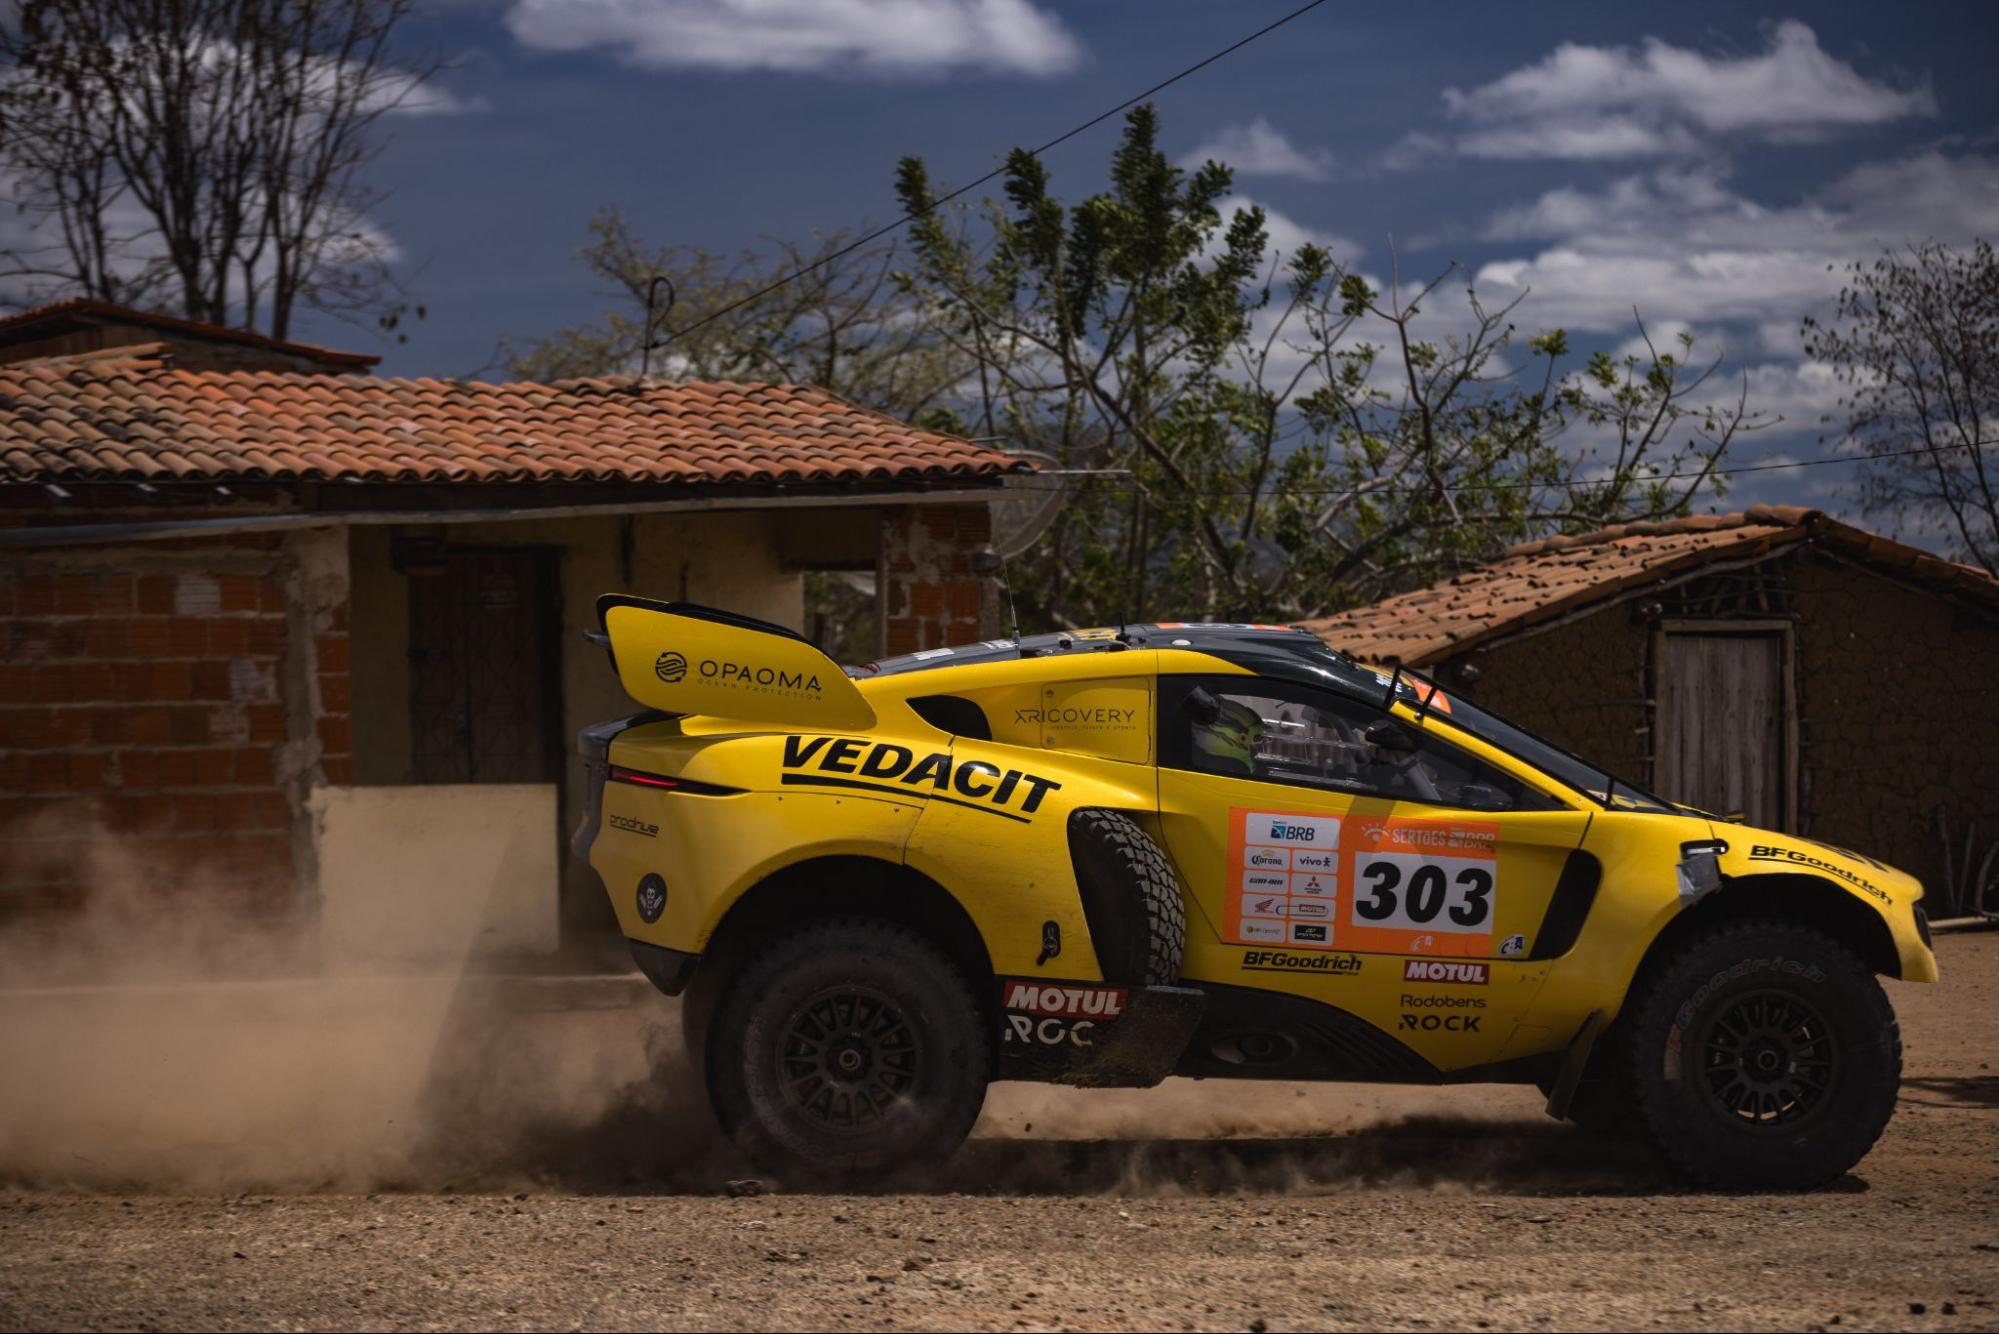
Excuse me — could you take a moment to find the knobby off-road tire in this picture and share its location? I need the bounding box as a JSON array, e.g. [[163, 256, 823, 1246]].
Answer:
[[1066, 809, 1187, 986], [1622, 919, 1901, 1189], [707, 917, 989, 1184]]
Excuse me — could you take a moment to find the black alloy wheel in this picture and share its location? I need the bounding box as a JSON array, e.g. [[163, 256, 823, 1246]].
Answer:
[[1694, 988, 1838, 1126], [707, 917, 989, 1183], [778, 985, 922, 1129]]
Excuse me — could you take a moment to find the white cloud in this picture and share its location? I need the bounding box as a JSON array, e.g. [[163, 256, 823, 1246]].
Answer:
[[1611, 319, 1707, 364], [503, 0, 1083, 78], [1400, 21, 1934, 163], [1183, 118, 1334, 182], [1471, 152, 1999, 335], [1462, 147, 1999, 528], [1736, 359, 1850, 435]]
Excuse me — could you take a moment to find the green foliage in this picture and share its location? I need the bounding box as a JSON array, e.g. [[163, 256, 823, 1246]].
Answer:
[[892, 104, 1760, 627]]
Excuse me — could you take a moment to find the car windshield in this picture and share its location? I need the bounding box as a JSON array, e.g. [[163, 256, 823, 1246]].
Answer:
[[1374, 669, 1680, 814]]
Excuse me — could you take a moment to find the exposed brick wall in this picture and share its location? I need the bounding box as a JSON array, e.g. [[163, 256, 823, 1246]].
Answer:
[[1436, 547, 1999, 904], [1789, 552, 1999, 896], [1451, 608, 1651, 784], [878, 504, 997, 656], [0, 530, 351, 917]]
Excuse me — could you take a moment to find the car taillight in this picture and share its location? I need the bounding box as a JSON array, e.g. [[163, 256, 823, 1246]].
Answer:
[[608, 767, 743, 796], [612, 766, 680, 790]]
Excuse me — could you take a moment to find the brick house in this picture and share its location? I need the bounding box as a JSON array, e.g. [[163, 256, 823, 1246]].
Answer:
[[0, 303, 1025, 954], [1300, 506, 1999, 917]]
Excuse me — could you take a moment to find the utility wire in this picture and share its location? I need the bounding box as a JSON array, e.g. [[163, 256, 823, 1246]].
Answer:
[[1002, 439, 1995, 497], [652, 0, 1332, 352]]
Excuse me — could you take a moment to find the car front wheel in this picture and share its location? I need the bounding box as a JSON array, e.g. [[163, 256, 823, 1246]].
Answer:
[[1623, 919, 1902, 1189], [707, 917, 989, 1185]]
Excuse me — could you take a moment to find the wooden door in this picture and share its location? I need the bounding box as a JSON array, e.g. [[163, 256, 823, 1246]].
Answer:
[[1656, 628, 1789, 828], [408, 550, 561, 784]]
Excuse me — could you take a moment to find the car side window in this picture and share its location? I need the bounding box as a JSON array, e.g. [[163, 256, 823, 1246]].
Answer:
[[1159, 677, 1560, 812]]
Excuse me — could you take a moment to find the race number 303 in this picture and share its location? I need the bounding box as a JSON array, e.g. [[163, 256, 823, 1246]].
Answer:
[[1352, 852, 1492, 932], [1343, 818, 1499, 957]]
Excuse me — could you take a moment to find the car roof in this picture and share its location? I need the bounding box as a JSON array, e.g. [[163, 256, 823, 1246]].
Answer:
[[851, 622, 1352, 679]]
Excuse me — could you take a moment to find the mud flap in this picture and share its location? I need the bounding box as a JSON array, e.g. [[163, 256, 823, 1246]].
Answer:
[[995, 980, 1207, 1088], [596, 596, 875, 729], [1543, 1008, 1604, 1120]]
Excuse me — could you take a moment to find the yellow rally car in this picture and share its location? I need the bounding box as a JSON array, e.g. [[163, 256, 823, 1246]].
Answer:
[[575, 599, 1937, 1188]]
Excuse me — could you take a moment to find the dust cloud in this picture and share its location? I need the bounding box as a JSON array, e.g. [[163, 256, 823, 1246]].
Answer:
[[0, 824, 1590, 1197], [0, 825, 728, 1194]]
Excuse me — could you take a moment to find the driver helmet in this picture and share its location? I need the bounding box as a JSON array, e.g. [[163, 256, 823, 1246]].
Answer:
[[1193, 698, 1264, 774]]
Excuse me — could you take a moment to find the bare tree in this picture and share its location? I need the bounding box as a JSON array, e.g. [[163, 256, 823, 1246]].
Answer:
[[508, 208, 976, 425], [0, 0, 440, 338], [1804, 239, 1999, 574]]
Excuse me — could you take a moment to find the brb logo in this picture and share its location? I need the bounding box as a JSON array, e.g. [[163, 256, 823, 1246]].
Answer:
[[654, 650, 688, 683]]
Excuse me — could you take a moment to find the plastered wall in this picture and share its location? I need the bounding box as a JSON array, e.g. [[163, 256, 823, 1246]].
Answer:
[[347, 509, 805, 841]]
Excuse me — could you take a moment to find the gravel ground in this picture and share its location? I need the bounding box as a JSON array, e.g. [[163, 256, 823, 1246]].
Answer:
[[2, 929, 1994, 1332]]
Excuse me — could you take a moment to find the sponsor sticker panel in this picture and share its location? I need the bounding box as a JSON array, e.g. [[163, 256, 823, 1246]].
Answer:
[[1223, 808, 1504, 958], [1223, 807, 1344, 949]]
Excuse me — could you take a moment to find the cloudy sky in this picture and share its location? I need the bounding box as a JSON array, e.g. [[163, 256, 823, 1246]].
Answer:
[[287, 1, 1999, 514]]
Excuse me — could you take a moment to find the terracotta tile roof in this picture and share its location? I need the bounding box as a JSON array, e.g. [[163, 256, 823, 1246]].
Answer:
[[0, 362, 1027, 487], [0, 298, 380, 370], [1299, 505, 1999, 665]]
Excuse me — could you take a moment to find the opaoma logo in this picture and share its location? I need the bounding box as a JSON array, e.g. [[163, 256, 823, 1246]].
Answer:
[[654, 650, 688, 683], [701, 657, 823, 697]]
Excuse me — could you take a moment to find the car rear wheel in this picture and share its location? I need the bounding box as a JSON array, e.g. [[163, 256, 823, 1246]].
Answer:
[[707, 917, 989, 1184], [1622, 920, 1901, 1189]]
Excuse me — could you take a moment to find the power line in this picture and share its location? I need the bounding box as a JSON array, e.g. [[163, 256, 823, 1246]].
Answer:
[[1004, 439, 1993, 497], [652, 0, 1333, 353]]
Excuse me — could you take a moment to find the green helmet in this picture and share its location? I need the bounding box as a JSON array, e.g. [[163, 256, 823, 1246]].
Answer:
[[1193, 698, 1263, 774]]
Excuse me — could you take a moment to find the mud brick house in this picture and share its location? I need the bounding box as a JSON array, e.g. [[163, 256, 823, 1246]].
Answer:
[[0, 301, 1025, 953], [1301, 506, 1999, 917]]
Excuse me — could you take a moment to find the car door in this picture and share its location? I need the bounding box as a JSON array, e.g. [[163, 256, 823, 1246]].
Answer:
[[1153, 674, 1594, 1069]]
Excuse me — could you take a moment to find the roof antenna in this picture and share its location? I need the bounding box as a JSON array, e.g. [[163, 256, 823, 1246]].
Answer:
[[638, 276, 676, 381], [973, 548, 1023, 652], [1382, 662, 1404, 711], [1004, 553, 1023, 647]]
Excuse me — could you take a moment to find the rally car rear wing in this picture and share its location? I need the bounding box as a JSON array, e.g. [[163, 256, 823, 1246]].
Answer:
[[595, 596, 877, 729]]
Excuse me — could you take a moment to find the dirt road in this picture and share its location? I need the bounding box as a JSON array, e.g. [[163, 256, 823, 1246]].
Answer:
[[3, 929, 1995, 1332]]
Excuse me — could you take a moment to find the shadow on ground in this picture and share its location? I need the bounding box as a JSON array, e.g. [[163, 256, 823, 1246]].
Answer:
[[930, 1118, 1673, 1197], [1898, 1075, 1999, 1109], [450, 1101, 1676, 1199]]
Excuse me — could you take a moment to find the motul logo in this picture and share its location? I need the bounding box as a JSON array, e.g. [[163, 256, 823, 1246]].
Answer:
[[1002, 981, 1127, 1018], [1403, 959, 1489, 985]]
